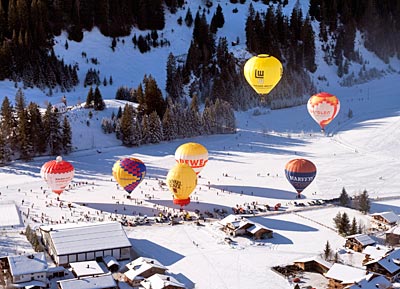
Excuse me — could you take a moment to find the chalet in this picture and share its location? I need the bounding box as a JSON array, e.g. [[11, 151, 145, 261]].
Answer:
[[52, 102, 67, 113], [140, 273, 186, 289], [103, 255, 120, 272], [324, 263, 366, 289], [219, 214, 273, 239], [371, 211, 399, 226], [39, 221, 132, 266], [57, 273, 118, 289], [7, 252, 49, 288], [364, 247, 400, 281], [124, 257, 168, 287], [345, 234, 375, 252], [386, 225, 400, 246], [293, 256, 332, 274], [344, 274, 392, 289], [362, 245, 391, 265]]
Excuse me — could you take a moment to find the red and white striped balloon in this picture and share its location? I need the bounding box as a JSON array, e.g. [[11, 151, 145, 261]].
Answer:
[[41, 156, 74, 195]]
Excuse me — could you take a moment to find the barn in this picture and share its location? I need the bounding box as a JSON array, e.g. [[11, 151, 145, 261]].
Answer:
[[39, 221, 132, 266]]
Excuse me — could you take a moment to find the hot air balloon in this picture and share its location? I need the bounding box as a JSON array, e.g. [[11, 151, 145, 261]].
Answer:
[[174, 142, 208, 175], [40, 156, 74, 195], [166, 163, 197, 206], [284, 159, 316, 198], [307, 92, 340, 132], [244, 54, 283, 96], [112, 157, 146, 194]]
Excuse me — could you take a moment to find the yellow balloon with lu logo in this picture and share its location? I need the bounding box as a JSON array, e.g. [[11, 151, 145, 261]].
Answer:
[[166, 163, 197, 207], [244, 54, 283, 95]]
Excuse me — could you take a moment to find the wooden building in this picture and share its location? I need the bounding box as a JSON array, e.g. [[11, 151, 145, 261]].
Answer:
[[345, 234, 375, 252], [324, 263, 366, 289], [124, 257, 168, 287], [386, 225, 400, 246], [294, 256, 332, 274], [140, 273, 186, 289], [371, 211, 399, 226], [219, 215, 273, 239], [364, 247, 400, 281]]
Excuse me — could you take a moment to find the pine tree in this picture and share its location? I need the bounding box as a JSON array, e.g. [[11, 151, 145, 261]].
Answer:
[[85, 87, 94, 108], [162, 106, 177, 141], [358, 190, 370, 214], [43, 104, 62, 155], [142, 75, 166, 118], [339, 212, 350, 236], [120, 104, 135, 146], [0, 96, 17, 156], [27, 102, 46, 154], [339, 187, 350, 207], [17, 108, 33, 160], [148, 111, 163, 143], [333, 211, 342, 229], [93, 86, 106, 110], [141, 114, 150, 144], [323, 240, 332, 260], [62, 116, 72, 154], [350, 217, 358, 235], [184, 8, 193, 27]]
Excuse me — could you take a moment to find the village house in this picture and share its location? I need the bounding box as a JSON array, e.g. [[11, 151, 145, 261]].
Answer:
[[386, 225, 400, 246], [371, 211, 399, 227], [324, 263, 366, 289], [52, 102, 68, 113], [103, 255, 120, 273], [362, 245, 391, 265], [293, 256, 332, 274], [57, 273, 118, 289], [364, 247, 400, 281], [70, 260, 106, 278], [219, 214, 273, 239], [140, 273, 186, 289], [39, 221, 132, 266], [5, 252, 49, 288], [344, 273, 392, 289], [344, 234, 375, 252], [123, 257, 168, 287]]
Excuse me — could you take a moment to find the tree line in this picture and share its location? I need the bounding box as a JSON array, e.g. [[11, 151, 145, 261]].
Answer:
[[0, 89, 72, 165]]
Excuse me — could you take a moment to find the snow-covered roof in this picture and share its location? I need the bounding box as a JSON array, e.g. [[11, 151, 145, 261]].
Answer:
[[0, 201, 22, 227], [124, 257, 167, 281], [103, 255, 119, 268], [386, 225, 400, 235], [140, 273, 186, 289], [294, 256, 333, 269], [346, 234, 375, 246], [373, 248, 400, 274], [247, 223, 272, 234], [39, 222, 131, 255], [371, 211, 399, 224], [218, 214, 247, 227], [325, 263, 366, 283], [8, 252, 48, 276], [345, 273, 392, 289], [57, 274, 116, 289], [362, 245, 391, 260], [70, 261, 105, 277]]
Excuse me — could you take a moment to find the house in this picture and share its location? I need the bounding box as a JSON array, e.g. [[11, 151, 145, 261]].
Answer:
[[52, 102, 67, 113], [39, 221, 132, 266], [364, 247, 400, 281], [7, 252, 49, 288], [362, 245, 391, 265], [103, 255, 120, 273], [57, 273, 118, 289], [371, 211, 399, 226], [344, 273, 392, 289], [140, 273, 186, 289], [386, 225, 400, 246], [324, 263, 366, 289], [70, 260, 106, 278], [345, 234, 375, 252], [219, 214, 273, 239], [293, 256, 332, 274], [124, 257, 168, 287]]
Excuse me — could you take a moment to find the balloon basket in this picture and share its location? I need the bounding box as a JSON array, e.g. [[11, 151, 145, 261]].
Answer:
[[173, 198, 190, 206]]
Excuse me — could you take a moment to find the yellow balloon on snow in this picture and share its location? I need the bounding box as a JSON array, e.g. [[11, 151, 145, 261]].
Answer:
[[166, 163, 197, 206]]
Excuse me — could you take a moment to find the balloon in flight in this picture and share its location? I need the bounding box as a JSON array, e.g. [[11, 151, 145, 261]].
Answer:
[[243, 54, 283, 95], [284, 159, 316, 197], [307, 92, 340, 131], [174, 142, 208, 175], [112, 157, 146, 194], [40, 156, 74, 195], [166, 163, 197, 206]]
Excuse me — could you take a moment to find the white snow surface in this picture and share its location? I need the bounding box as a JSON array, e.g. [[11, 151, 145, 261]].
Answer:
[[0, 0, 399, 288]]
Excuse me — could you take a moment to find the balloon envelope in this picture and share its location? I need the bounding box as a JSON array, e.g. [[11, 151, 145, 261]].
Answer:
[[284, 159, 316, 196], [174, 142, 208, 175], [244, 54, 283, 95], [166, 163, 197, 206], [112, 157, 146, 194], [41, 156, 74, 195], [307, 92, 340, 130]]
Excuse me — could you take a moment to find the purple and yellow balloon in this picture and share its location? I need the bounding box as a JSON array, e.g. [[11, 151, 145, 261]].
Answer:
[[112, 157, 146, 194]]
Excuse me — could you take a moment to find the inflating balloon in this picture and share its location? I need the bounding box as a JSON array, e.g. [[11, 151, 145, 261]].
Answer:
[[244, 54, 283, 95], [175, 142, 208, 175], [41, 156, 74, 195], [112, 157, 146, 194], [284, 159, 316, 198], [166, 163, 197, 206], [307, 92, 340, 131]]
